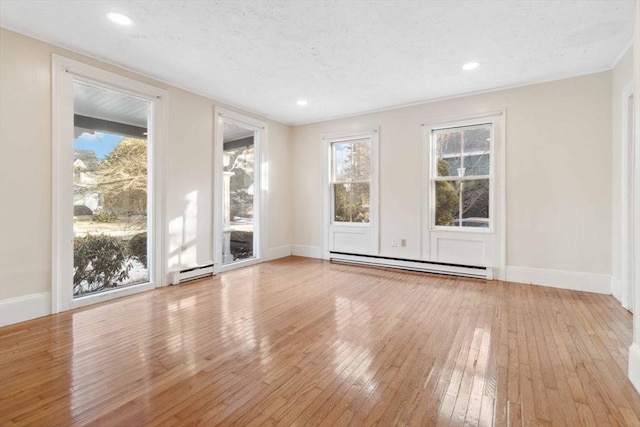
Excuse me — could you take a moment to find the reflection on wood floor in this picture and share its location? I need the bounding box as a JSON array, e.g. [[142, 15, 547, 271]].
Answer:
[[1, 256, 639, 426]]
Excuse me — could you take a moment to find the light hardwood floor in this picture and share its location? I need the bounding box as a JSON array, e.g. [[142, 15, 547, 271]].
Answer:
[[1, 257, 639, 426]]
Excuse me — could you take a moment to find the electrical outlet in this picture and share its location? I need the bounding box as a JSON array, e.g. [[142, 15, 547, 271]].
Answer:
[[391, 239, 397, 247], [401, 239, 407, 248]]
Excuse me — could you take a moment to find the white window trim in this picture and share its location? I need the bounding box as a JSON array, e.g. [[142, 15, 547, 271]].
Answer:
[[421, 110, 506, 278], [322, 127, 380, 259], [213, 107, 267, 273], [621, 82, 635, 312], [51, 55, 167, 313], [428, 119, 496, 234]]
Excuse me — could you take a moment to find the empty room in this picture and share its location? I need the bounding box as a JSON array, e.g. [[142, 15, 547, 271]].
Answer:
[[1, 0, 640, 425]]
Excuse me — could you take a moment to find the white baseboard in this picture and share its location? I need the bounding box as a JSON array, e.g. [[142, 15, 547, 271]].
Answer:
[[291, 244, 322, 259], [629, 343, 640, 393], [267, 245, 292, 260], [505, 266, 611, 294], [0, 292, 51, 327], [611, 275, 623, 303]]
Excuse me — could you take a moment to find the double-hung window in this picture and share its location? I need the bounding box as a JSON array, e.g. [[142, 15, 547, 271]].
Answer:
[[431, 122, 493, 229], [331, 138, 371, 223], [324, 128, 379, 257]]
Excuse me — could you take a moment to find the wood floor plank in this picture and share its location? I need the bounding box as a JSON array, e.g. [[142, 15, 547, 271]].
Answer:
[[0, 257, 638, 426]]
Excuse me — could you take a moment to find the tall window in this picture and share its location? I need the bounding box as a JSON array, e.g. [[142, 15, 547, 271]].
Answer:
[[213, 108, 265, 272], [431, 123, 492, 228], [52, 55, 165, 313], [222, 121, 256, 265], [72, 81, 152, 297], [331, 138, 371, 223]]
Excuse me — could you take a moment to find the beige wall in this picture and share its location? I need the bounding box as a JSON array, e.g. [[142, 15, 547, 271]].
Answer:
[[611, 47, 634, 282], [0, 28, 292, 300], [0, 26, 619, 304], [292, 71, 613, 275]]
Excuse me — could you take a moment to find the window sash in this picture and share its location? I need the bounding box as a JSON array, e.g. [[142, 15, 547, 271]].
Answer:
[[331, 139, 371, 183], [331, 138, 372, 224], [431, 122, 493, 230]]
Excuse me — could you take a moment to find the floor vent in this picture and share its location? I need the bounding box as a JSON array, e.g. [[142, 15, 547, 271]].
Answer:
[[329, 252, 491, 280], [171, 263, 215, 285]]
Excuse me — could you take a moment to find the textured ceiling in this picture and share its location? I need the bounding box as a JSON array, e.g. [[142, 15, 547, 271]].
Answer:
[[0, 0, 633, 125]]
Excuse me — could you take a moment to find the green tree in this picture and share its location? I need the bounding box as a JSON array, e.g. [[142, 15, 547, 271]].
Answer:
[[462, 179, 489, 219], [225, 145, 254, 220], [435, 160, 459, 226], [99, 137, 147, 216], [334, 141, 370, 222]]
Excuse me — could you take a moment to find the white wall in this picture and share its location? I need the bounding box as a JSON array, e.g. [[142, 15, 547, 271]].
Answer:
[[0, 29, 292, 322], [611, 47, 634, 303], [630, 0, 640, 392], [292, 72, 613, 290]]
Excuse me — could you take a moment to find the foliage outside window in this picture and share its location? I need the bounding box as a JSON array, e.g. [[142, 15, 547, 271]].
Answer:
[[225, 145, 254, 222], [332, 139, 371, 223], [432, 124, 491, 228], [73, 136, 150, 296], [72, 81, 151, 297], [224, 143, 255, 261]]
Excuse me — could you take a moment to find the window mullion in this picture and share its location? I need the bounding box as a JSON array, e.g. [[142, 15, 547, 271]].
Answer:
[[460, 129, 464, 177], [433, 175, 490, 182]]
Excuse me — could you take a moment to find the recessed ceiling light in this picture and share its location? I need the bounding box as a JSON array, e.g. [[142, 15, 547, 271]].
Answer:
[[297, 100, 308, 106], [462, 62, 479, 70], [106, 12, 133, 26]]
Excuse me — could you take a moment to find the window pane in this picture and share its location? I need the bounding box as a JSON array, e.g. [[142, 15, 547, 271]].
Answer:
[[333, 139, 370, 182], [334, 182, 370, 223], [350, 140, 370, 181], [435, 180, 460, 226], [435, 130, 461, 177], [73, 81, 150, 297], [462, 126, 491, 176], [460, 179, 490, 227], [333, 142, 350, 182], [432, 122, 492, 229], [223, 123, 255, 264]]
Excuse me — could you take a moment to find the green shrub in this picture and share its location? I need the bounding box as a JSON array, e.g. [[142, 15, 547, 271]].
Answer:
[[74, 234, 131, 295], [93, 208, 118, 223], [129, 232, 147, 268]]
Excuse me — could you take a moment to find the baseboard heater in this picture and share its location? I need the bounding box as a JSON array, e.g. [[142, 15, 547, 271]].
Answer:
[[329, 252, 492, 280], [171, 263, 215, 285]]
